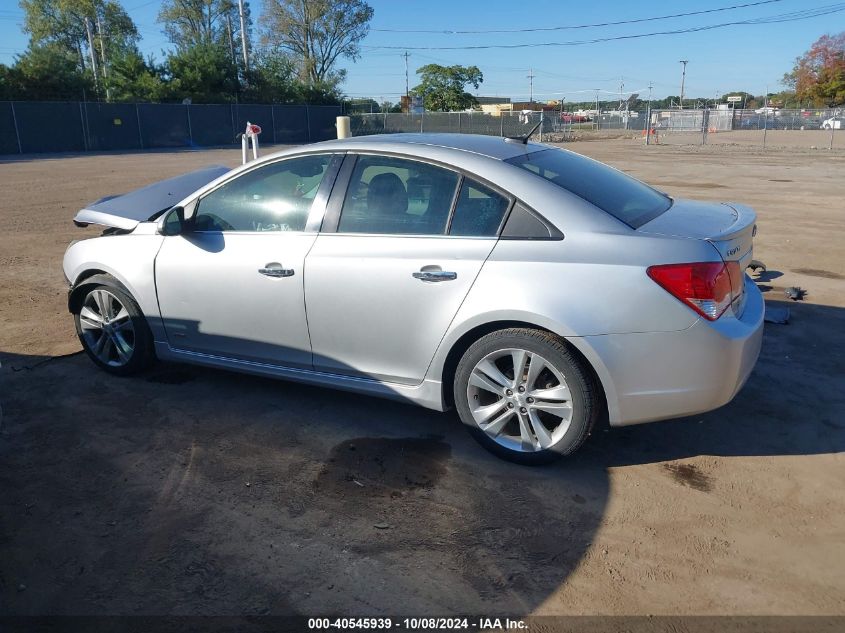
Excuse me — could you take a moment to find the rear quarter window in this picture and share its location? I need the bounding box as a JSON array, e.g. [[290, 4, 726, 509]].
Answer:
[[506, 148, 672, 228]]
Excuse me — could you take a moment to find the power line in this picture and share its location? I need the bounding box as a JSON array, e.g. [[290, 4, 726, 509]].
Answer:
[[363, 3, 845, 51], [371, 0, 785, 34]]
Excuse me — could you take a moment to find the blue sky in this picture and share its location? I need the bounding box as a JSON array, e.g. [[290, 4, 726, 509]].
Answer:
[[1, 0, 843, 102]]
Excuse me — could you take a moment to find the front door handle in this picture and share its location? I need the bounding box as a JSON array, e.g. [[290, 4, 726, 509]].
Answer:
[[259, 263, 294, 278], [413, 270, 457, 282]]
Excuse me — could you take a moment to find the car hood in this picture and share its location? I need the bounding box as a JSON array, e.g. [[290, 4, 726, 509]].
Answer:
[[73, 165, 231, 230]]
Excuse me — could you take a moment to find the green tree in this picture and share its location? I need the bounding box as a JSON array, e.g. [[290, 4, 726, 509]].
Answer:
[[2, 43, 93, 100], [784, 33, 845, 106], [410, 64, 483, 112], [164, 42, 240, 103], [261, 0, 373, 87], [107, 50, 167, 102], [241, 50, 299, 103], [20, 0, 140, 94], [722, 91, 753, 106], [158, 0, 252, 99]]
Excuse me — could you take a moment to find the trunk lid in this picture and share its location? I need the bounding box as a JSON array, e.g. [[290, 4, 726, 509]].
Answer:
[[73, 165, 231, 230], [639, 198, 757, 316]]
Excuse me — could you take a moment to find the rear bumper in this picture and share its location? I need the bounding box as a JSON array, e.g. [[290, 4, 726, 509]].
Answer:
[[583, 276, 764, 426]]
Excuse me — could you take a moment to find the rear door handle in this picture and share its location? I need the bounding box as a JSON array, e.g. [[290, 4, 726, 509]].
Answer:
[[259, 263, 294, 278], [413, 270, 457, 282]]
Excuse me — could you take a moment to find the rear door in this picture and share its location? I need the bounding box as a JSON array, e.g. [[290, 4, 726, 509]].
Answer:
[[304, 154, 512, 385], [155, 153, 340, 368]]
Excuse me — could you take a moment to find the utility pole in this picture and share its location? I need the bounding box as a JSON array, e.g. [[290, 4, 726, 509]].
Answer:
[[95, 13, 111, 101], [403, 51, 410, 97], [84, 17, 99, 93], [646, 82, 653, 145], [594, 88, 600, 130], [619, 76, 624, 109], [527, 68, 535, 104], [763, 83, 769, 149], [226, 14, 237, 66], [679, 60, 688, 109], [226, 13, 239, 101], [238, 0, 249, 73]]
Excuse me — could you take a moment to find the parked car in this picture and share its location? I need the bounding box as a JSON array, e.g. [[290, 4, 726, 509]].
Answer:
[[561, 113, 591, 123], [821, 117, 844, 130], [739, 115, 790, 130], [63, 134, 763, 464]]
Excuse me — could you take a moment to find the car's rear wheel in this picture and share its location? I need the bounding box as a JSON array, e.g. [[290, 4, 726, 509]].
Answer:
[[454, 328, 599, 465], [74, 283, 154, 375]]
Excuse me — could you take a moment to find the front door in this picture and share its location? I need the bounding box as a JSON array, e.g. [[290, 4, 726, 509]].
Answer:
[[155, 153, 337, 368]]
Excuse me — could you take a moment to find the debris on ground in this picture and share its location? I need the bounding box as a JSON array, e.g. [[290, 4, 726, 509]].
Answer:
[[373, 522, 390, 530], [784, 287, 807, 301]]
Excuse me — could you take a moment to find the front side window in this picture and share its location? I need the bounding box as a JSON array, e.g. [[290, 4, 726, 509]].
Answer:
[[506, 148, 672, 228], [194, 154, 331, 232], [337, 155, 459, 235], [449, 179, 510, 237]]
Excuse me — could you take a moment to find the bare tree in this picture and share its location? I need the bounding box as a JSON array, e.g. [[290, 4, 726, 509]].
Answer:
[[261, 0, 373, 85], [158, 0, 249, 53]]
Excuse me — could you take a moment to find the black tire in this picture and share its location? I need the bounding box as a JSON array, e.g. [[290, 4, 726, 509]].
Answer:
[[73, 281, 155, 376], [453, 328, 599, 465]]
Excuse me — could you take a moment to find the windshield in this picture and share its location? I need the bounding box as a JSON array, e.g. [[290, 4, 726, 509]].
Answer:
[[506, 148, 672, 228]]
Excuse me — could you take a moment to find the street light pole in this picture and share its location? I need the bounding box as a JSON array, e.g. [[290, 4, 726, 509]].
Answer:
[[679, 60, 688, 109]]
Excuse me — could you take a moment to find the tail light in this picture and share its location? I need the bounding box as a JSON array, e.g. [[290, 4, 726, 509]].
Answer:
[[647, 261, 742, 321]]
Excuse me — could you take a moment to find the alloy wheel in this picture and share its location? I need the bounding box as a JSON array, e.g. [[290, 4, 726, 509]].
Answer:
[[466, 348, 573, 453], [78, 289, 136, 367]]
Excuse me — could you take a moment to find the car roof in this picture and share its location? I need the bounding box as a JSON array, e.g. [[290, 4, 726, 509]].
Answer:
[[308, 133, 547, 161]]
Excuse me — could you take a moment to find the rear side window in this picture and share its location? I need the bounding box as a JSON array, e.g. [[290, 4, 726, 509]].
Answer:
[[506, 148, 671, 228], [338, 155, 459, 235], [449, 179, 510, 237]]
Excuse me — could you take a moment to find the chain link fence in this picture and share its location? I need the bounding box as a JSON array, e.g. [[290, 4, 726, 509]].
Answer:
[[645, 107, 842, 149], [0, 101, 343, 155], [351, 107, 842, 150], [351, 110, 559, 140], [4, 100, 840, 155]]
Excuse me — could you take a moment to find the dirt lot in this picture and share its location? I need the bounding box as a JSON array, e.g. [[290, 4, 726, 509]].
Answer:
[[0, 139, 843, 617]]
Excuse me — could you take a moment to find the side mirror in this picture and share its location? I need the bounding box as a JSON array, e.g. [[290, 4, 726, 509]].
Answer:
[[159, 206, 186, 236]]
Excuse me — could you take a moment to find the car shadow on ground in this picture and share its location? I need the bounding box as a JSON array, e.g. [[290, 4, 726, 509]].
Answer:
[[0, 299, 842, 616]]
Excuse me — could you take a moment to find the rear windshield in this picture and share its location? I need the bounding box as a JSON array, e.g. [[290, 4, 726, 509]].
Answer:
[[506, 148, 672, 228]]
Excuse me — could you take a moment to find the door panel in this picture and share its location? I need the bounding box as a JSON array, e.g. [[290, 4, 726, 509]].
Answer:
[[304, 235, 496, 385], [155, 232, 316, 368], [153, 153, 341, 368]]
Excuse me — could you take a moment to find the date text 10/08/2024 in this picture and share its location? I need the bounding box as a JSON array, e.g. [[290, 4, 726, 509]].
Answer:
[[307, 617, 528, 630]]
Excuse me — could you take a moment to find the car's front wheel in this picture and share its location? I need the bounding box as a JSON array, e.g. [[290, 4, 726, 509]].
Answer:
[[73, 282, 154, 375], [454, 328, 599, 465]]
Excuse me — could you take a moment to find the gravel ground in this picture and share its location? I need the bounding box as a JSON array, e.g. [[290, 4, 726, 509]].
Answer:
[[0, 139, 843, 617]]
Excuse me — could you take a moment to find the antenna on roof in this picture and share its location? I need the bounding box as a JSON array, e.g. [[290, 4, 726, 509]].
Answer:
[[504, 120, 542, 144]]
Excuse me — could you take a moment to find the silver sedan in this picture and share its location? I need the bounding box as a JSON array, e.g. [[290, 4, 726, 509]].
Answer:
[[63, 134, 763, 464]]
